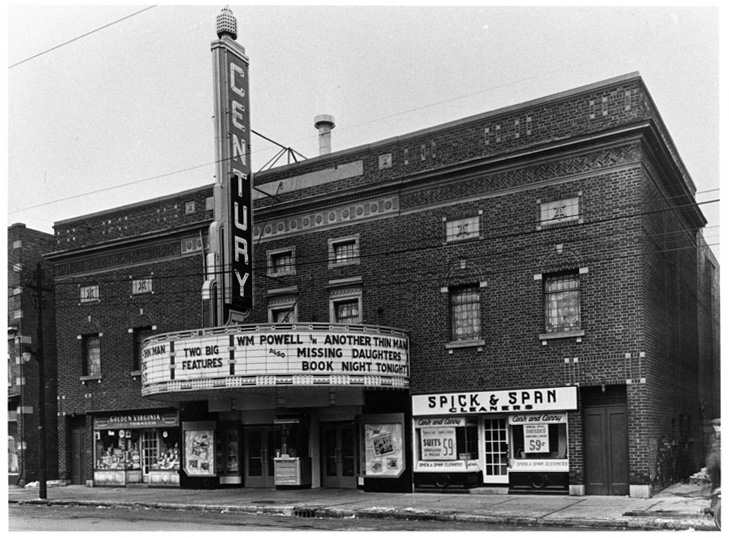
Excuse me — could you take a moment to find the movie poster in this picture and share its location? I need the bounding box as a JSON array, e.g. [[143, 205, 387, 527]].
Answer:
[[184, 429, 215, 476], [364, 423, 403, 477]]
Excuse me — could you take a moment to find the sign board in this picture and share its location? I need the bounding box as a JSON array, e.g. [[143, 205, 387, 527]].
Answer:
[[142, 326, 409, 394], [94, 412, 178, 430], [523, 424, 550, 453], [211, 33, 253, 320], [412, 387, 577, 416]]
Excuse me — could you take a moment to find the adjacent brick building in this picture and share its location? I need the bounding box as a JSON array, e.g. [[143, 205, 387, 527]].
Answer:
[[47, 72, 719, 497], [7, 223, 58, 485]]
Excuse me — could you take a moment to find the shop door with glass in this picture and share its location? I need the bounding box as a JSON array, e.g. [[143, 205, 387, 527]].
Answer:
[[141, 431, 159, 483], [321, 422, 356, 488], [244, 427, 275, 488], [482, 418, 509, 484]]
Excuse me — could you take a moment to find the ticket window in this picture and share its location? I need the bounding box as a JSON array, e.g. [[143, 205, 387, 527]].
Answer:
[[510, 422, 567, 460], [274, 419, 309, 459]]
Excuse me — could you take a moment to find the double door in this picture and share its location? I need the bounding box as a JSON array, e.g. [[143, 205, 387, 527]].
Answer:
[[321, 422, 356, 488], [244, 427, 275, 488], [584, 405, 628, 495]]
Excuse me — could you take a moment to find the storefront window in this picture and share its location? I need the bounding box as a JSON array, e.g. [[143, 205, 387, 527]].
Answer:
[[152, 430, 181, 471], [95, 430, 141, 470], [509, 415, 568, 459], [415, 417, 479, 462]]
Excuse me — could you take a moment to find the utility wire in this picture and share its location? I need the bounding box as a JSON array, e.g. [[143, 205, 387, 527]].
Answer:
[[8, 6, 157, 69]]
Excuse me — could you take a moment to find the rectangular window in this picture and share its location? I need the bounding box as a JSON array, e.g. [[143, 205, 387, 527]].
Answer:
[[133, 326, 154, 372], [544, 272, 580, 333], [328, 235, 360, 268], [270, 306, 296, 323], [333, 298, 361, 325], [80, 285, 100, 303], [539, 196, 580, 228], [268, 248, 295, 276], [445, 215, 480, 243], [450, 285, 481, 341], [83, 334, 101, 377]]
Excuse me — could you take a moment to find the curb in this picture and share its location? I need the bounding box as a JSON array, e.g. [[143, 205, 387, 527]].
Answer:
[[10, 498, 718, 531]]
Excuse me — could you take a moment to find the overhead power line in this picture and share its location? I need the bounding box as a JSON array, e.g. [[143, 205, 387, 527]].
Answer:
[[8, 6, 157, 69]]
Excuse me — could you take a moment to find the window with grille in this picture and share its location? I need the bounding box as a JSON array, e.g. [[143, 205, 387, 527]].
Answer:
[[328, 235, 360, 268], [544, 272, 580, 333], [450, 285, 481, 341], [83, 334, 101, 377]]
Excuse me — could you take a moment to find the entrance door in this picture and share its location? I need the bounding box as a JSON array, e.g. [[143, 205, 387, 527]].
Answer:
[[244, 427, 275, 488], [141, 431, 159, 483], [584, 405, 629, 495], [321, 422, 356, 488], [482, 417, 508, 483], [71, 427, 85, 485]]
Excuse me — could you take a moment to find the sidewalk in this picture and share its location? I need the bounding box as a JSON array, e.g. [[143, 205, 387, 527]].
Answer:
[[7, 480, 717, 531]]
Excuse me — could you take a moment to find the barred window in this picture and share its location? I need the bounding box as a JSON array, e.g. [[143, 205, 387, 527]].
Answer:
[[83, 334, 101, 377], [544, 273, 580, 333], [450, 285, 481, 341]]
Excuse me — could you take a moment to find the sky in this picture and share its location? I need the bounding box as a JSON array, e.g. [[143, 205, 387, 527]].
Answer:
[[4, 2, 723, 258]]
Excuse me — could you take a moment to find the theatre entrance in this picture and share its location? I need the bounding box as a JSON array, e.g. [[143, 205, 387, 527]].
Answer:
[[321, 421, 356, 488], [243, 426, 275, 488]]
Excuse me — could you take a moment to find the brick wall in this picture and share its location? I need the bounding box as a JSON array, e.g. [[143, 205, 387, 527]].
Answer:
[[7, 223, 58, 484]]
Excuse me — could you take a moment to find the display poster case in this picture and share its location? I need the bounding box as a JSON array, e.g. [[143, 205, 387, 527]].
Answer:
[[182, 421, 216, 477], [217, 426, 242, 485], [363, 416, 405, 478]]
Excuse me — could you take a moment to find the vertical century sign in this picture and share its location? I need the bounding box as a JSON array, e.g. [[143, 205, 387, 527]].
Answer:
[[207, 7, 252, 324]]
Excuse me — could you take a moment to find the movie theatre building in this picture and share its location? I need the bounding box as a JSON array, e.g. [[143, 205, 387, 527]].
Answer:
[[48, 9, 717, 497]]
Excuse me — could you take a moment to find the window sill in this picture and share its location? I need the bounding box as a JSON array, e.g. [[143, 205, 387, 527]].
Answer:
[[539, 330, 584, 343], [80, 375, 102, 383], [445, 339, 485, 350]]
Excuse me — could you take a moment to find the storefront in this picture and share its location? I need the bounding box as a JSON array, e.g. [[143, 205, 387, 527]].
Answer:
[[411, 386, 577, 492], [93, 410, 180, 487]]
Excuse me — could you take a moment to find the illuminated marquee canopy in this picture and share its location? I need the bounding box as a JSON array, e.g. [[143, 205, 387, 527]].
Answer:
[[141, 324, 409, 397]]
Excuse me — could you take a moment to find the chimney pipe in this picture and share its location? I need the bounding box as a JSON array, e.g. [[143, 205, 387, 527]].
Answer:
[[314, 114, 336, 155]]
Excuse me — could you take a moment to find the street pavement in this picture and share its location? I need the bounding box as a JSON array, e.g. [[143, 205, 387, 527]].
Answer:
[[7, 480, 718, 531]]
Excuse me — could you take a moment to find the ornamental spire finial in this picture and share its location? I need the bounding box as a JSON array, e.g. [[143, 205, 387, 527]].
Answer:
[[216, 6, 237, 40]]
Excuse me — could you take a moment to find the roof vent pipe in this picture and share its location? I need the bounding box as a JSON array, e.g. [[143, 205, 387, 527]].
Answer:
[[314, 114, 336, 155]]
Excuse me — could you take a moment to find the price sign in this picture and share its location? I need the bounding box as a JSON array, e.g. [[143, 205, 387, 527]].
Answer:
[[420, 427, 457, 460], [524, 424, 549, 453]]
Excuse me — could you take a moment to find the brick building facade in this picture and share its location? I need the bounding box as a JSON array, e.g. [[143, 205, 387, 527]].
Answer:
[[7, 223, 58, 485], [46, 72, 718, 497]]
